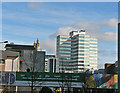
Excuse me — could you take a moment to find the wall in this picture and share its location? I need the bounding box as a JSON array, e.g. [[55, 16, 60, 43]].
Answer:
[[20, 50, 45, 72]]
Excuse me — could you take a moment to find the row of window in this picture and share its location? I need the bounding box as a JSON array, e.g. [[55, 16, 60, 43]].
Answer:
[[90, 63, 97, 65], [71, 54, 84, 56], [57, 41, 71, 43], [58, 42, 97, 46], [70, 61, 84, 63], [58, 44, 97, 48], [90, 49, 97, 51], [90, 43, 97, 45], [90, 40, 97, 42], [72, 50, 89, 52], [58, 44, 71, 47], [60, 37, 71, 40], [68, 64, 84, 67], [58, 39, 97, 43], [58, 47, 71, 50], [90, 46, 97, 48], [90, 53, 97, 55], [58, 37, 96, 42], [59, 51, 71, 53], [72, 57, 84, 59], [69, 46, 97, 50], [59, 54, 71, 57], [80, 40, 89, 42], [89, 56, 97, 58], [58, 48, 97, 52], [60, 68, 84, 70]]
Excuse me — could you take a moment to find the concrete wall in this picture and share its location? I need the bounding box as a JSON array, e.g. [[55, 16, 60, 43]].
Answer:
[[20, 50, 33, 72], [20, 50, 45, 72], [35, 51, 45, 72]]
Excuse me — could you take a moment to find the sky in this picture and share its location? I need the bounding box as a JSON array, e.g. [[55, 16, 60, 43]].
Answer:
[[2, 2, 118, 69]]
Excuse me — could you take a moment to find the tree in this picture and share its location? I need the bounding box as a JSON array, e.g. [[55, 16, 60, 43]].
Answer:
[[2, 86, 9, 93], [57, 57, 73, 93], [39, 87, 52, 93], [82, 72, 96, 93], [20, 49, 45, 93], [65, 73, 72, 93]]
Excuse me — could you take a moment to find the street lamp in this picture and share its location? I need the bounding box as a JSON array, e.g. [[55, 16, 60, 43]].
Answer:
[[0, 41, 8, 50], [118, 22, 120, 93], [0, 41, 8, 43]]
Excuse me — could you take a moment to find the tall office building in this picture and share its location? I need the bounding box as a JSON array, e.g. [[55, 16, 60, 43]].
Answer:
[[56, 30, 97, 73]]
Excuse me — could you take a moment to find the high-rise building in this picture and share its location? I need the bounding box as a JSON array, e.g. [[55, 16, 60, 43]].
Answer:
[[56, 30, 97, 73]]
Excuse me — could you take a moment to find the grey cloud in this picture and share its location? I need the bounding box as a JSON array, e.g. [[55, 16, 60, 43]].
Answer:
[[40, 39, 56, 54]]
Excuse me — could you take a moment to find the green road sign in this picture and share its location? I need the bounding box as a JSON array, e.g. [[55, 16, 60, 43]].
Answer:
[[16, 72, 85, 83]]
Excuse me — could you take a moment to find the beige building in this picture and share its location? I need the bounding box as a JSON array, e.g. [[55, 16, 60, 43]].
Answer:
[[4, 51, 19, 72], [0, 50, 20, 72]]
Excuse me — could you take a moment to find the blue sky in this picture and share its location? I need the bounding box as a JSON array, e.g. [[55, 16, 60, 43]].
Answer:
[[2, 2, 118, 68]]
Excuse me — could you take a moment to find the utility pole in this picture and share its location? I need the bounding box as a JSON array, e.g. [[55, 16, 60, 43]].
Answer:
[[118, 2, 120, 93], [118, 23, 120, 93]]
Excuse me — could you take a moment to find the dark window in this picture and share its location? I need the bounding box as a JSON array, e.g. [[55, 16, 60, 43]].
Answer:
[[49, 59, 53, 72], [0, 59, 4, 64]]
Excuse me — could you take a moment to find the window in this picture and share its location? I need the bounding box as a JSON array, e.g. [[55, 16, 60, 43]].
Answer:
[[79, 36, 84, 38], [0, 59, 4, 64]]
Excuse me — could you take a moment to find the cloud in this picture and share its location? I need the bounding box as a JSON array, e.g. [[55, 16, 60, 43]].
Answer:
[[50, 18, 118, 42], [40, 39, 56, 54], [99, 32, 117, 41], [42, 18, 117, 54], [102, 18, 118, 27], [98, 50, 117, 69], [27, 2, 43, 9]]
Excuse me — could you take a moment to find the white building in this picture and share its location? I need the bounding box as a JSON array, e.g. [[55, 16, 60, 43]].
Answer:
[[56, 30, 98, 73], [45, 55, 56, 72]]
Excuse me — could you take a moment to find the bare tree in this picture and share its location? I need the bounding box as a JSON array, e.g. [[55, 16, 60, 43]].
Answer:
[[20, 49, 45, 93], [57, 57, 73, 93]]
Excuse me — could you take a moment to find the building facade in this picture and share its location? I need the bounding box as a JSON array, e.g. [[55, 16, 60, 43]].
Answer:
[[0, 50, 19, 72], [45, 55, 56, 72], [56, 30, 97, 73], [104, 63, 118, 74], [5, 40, 45, 72]]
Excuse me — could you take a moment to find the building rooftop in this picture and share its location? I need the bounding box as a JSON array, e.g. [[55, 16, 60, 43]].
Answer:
[[5, 44, 35, 50], [0, 50, 19, 59], [70, 30, 86, 36], [45, 55, 55, 58]]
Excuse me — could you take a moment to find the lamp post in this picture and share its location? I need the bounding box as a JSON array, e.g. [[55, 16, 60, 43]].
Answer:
[[0, 41, 8, 50], [0, 41, 8, 43], [118, 23, 120, 93]]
